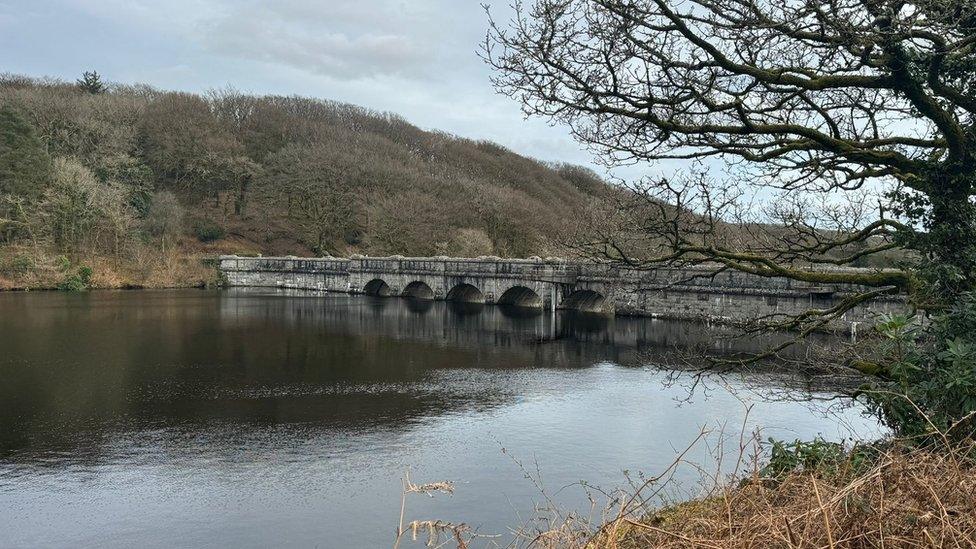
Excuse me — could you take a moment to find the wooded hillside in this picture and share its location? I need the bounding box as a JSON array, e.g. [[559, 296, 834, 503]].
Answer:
[[0, 73, 613, 288]]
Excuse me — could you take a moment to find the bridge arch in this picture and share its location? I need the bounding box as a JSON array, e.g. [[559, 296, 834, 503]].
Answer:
[[498, 285, 543, 308], [560, 289, 608, 313], [363, 278, 392, 297], [446, 283, 485, 304], [402, 280, 435, 300]]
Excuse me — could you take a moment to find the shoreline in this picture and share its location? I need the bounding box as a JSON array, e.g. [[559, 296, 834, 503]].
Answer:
[[0, 249, 223, 293], [586, 442, 975, 549], [0, 281, 211, 292]]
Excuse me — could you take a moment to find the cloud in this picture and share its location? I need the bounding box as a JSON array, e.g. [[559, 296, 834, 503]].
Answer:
[[59, 0, 218, 34], [198, 0, 460, 81], [0, 0, 655, 181], [205, 24, 428, 80]]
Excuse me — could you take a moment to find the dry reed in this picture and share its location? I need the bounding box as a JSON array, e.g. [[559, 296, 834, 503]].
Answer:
[[399, 407, 976, 549], [593, 445, 976, 548]]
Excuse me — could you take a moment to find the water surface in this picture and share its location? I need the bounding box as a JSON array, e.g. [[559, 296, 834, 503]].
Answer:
[[0, 289, 881, 548]]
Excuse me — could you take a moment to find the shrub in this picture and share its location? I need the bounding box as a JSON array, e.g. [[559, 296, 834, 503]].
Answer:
[[760, 438, 878, 480], [57, 264, 93, 291], [8, 253, 34, 274], [77, 265, 92, 286], [192, 219, 225, 242], [864, 293, 976, 441]]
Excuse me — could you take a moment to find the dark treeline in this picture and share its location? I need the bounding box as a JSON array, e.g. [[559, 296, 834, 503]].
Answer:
[[0, 73, 613, 287]]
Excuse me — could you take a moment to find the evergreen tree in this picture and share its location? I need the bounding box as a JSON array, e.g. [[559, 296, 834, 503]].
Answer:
[[0, 106, 51, 198], [76, 70, 105, 94]]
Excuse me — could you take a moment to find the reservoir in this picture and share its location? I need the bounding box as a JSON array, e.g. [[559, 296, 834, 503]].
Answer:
[[0, 289, 881, 548]]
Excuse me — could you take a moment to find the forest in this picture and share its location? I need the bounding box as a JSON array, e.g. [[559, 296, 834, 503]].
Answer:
[[0, 72, 613, 289]]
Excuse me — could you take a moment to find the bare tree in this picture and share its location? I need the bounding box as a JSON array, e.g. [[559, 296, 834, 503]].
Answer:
[[486, 0, 976, 327], [260, 144, 362, 256], [140, 92, 246, 200], [143, 190, 184, 255]]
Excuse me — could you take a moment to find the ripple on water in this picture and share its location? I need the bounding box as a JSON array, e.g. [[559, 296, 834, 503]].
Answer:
[[0, 290, 883, 548]]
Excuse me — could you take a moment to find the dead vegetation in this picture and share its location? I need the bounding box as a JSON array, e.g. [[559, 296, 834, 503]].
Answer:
[[396, 409, 976, 549], [0, 241, 218, 290], [592, 446, 976, 549]]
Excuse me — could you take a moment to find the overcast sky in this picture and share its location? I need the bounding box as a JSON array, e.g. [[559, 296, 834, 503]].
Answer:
[[0, 0, 656, 180]]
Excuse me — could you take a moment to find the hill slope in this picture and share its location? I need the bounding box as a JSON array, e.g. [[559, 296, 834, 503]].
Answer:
[[0, 74, 613, 288]]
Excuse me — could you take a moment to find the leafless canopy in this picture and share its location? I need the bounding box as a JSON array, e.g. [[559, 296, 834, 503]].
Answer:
[[486, 0, 976, 324]]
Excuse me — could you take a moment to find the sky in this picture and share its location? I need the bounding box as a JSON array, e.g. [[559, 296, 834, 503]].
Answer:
[[0, 0, 651, 181]]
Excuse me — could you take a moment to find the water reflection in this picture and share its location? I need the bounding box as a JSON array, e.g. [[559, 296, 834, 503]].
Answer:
[[0, 289, 876, 549], [404, 295, 434, 314], [496, 302, 543, 319], [446, 300, 485, 316], [0, 289, 836, 464]]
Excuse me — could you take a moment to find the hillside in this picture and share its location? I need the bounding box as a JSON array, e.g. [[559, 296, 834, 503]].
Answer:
[[0, 73, 614, 289]]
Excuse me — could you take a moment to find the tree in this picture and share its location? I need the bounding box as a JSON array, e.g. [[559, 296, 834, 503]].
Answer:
[[0, 106, 51, 241], [38, 158, 104, 253], [487, 0, 974, 299], [76, 71, 105, 94], [143, 190, 184, 254], [0, 106, 51, 198], [261, 144, 361, 256], [139, 92, 245, 197], [487, 1, 976, 435]]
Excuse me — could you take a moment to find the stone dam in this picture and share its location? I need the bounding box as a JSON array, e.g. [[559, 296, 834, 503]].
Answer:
[[218, 255, 905, 332]]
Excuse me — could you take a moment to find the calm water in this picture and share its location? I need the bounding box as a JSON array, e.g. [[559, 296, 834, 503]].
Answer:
[[0, 289, 881, 548]]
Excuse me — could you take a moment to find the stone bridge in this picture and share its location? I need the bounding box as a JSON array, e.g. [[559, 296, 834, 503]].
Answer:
[[218, 255, 905, 332]]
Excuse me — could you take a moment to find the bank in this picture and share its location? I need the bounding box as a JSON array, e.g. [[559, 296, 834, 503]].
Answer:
[[0, 246, 221, 291], [585, 442, 976, 548]]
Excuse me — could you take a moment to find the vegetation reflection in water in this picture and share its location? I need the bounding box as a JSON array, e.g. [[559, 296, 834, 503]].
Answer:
[[0, 289, 880, 548]]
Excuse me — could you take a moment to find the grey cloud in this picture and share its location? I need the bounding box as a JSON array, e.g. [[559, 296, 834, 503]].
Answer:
[[198, 0, 465, 80], [2, 0, 652, 180]]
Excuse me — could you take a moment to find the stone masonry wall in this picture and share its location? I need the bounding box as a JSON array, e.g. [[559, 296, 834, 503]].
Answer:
[[218, 255, 906, 332]]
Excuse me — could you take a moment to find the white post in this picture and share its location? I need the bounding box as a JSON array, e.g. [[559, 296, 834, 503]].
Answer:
[[550, 286, 557, 339]]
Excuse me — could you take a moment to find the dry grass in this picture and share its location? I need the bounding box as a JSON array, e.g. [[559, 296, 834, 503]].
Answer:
[[0, 241, 219, 291], [430, 411, 976, 549], [395, 472, 475, 549], [587, 446, 976, 549], [389, 448, 976, 549]]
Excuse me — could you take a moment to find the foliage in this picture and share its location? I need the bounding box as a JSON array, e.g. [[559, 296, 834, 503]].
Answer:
[[142, 190, 183, 251], [139, 92, 244, 193], [260, 143, 363, 255], [760, 438, 878, 480], [55, 258, 93, 291], [36, 158, 136, 254], [76, 71, 105, 95], [0, 105, 51, 201], [0, 73, 611, 262], [192, 219, 226, 243], [38, 158, 102, 252], [865, 294, 976, 440], [8, 253, 33, 274]]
